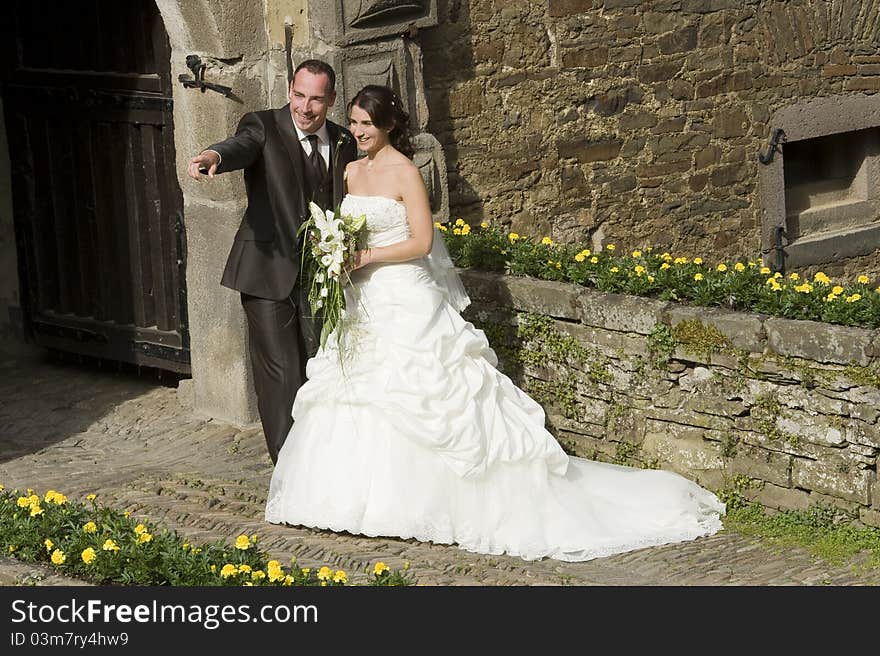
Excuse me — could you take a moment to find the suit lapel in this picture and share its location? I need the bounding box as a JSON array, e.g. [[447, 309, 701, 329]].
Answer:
[[274, 105, 308, 184], [326, 121, 351, 208]]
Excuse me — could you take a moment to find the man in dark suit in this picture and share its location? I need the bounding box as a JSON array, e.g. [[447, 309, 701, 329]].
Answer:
[[187, 60, 357, 463]]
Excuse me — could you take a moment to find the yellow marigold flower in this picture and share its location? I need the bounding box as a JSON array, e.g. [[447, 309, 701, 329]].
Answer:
[[134, 524, 147, 535], [632, 250, 642, 258], [508, 232, 519, 242], [648, 275, 655, 283], [439, 225, 447, 232], [210, 565, 217, 573], [317, 566, 333, 581], [102, 539, 120, 552], [44, 490, 67, 504], [794, 283, 813, 293], [8, 545, 17, 553], [373, 562, 390, 576], [606, 244, 616, 251], [832, 286, 844, 295], [220, 564, 238, 579], [590, 256, 598, 264], [858, 275, 870, 284], [81, 548, 97, 565], [789, 272, 799, 281], [769, 281, 782, 291], [404, 561, 411, 570], [660, 262, 670, 270], [234, 535, 251, 550], [461, 224, 471, 234], [301, 568, 310, 575], [237, 564, 252, 574], [83, 522, 97, 534], [124, 511, 130, 518], [610, 266, 619, 273], [846, 293, 862, 303], [283, 575, 294, 586], [251, 570, 266, 581], [333, 570, 348, 584], [634, 265, 645, 275], [243, 582, 253, 587], [581, 248, 591, 257], [693, 257, 703, 265], [674, 257, 688, 265], [734, 262, 745, 272], [453, 228, 461, 235], [760, 266, 771, 274], [574, 253, 586, 262], [16, 496, 30, 508], [28, 494, 39, 506], [661, 252, 672, 261], [716, 263, 727, 272], [137, 532, 152, 544], [29, 505, 43, 517], [192, 547, 202, 554], [455, 218, 465, 227], [694, 273, 704, 281], [825, 293, 838, 302], [541, 236, 553, 245], [773, 272, 782, 279], [44, 539, 54, 552], [86, 494, 97, 501], [480, 222, 489, 229], [434, 222, 442, 228], [813, 272, 830, 284], [267, 560, 284, 582], [555, 261, 561, 269], [765, 277, 776, 285], [501, 249, 507, 255], [250, 534, 258, 543], [50, 549, 66, 565]]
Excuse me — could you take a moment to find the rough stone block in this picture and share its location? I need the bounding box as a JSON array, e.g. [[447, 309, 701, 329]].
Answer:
[[548, 0, 594, 17], [725, 443, 792, 488], [860, 507, 880, 529], [642, 431, 725, 475], [638, 60, 684, 83], [665, 305, 766, 352], [792, 457, 873, 504], [746, 482, 811, 511], [562, 45, 609, 68], [577, 290, 668, 335], [846, 421, 880, 449], [765, 317, 873, 365]]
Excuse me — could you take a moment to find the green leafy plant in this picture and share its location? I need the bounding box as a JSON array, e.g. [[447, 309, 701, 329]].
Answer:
[[439, 221, 880, 329], [0, 485, 412, 586]]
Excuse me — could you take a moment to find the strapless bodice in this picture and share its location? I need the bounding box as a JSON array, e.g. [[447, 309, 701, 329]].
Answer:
[[339, 194, 410, 248]]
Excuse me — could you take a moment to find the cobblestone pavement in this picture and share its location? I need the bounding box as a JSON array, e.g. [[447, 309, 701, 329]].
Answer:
[[1, 348, 878, 586]]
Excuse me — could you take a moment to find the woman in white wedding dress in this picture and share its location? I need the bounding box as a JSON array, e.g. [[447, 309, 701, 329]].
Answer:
[[265, 85, 725, 562]]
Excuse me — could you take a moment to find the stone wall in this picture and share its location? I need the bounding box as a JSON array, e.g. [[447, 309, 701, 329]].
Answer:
[[459, 269, 880, 527], [422, 0, 880, 278]]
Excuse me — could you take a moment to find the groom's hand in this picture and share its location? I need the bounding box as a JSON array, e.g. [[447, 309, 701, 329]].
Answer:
[[187, 150, 220, 180]]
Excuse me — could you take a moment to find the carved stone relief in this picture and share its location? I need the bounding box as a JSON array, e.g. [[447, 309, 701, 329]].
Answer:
[[330, 0, 438, 45]]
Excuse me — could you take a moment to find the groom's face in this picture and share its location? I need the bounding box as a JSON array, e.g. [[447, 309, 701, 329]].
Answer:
[[289, 69, 336, 134]]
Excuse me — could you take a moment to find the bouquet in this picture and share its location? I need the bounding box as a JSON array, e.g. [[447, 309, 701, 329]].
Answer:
[[298, 201, 368, 349]]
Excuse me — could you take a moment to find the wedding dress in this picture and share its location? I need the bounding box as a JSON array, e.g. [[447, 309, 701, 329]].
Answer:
[[265, 194, 725, 562]]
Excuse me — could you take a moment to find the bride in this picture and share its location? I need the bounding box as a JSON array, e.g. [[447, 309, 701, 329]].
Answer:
[[265, 85, 725, 562]]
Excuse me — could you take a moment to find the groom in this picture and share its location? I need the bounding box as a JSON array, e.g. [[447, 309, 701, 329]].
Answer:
[[187, 59, 357, 463]]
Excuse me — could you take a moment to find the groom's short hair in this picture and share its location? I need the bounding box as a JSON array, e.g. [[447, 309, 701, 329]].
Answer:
[[293, 59, 336, 91]]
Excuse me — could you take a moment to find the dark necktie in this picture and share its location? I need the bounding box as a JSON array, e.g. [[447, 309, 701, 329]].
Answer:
[[306, 134, 325, 179]]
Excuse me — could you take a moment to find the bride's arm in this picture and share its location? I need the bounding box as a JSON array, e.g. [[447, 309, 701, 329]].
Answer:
[[353, 163, 433, 268]]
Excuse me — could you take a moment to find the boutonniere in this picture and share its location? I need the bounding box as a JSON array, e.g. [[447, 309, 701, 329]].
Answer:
[[332, 131, 352, 170]]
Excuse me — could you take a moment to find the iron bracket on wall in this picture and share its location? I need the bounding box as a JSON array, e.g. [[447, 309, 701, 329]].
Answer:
[[764, 225, 788, 274], [178, 55, 235, 98], [758, 128, 786, 164]]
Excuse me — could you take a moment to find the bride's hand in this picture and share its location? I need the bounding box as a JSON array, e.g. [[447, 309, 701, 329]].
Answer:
[[351, 248, 373, 271]]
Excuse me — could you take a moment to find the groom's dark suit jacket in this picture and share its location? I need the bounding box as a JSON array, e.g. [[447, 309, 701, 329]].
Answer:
[[209, 106, 357, 301]]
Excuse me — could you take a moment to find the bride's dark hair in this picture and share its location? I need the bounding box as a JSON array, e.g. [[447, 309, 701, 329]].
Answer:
[[348, 85, 414, 159]]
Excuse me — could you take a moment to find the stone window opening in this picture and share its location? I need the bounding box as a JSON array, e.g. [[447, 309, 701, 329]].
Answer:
[[760, 94, 880, 272]]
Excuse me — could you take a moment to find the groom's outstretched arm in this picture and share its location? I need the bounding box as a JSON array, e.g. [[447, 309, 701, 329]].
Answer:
[[187, 112, 266, 180]]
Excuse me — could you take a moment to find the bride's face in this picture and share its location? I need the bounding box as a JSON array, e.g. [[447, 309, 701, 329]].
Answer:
[[348, 104, 388, 154]]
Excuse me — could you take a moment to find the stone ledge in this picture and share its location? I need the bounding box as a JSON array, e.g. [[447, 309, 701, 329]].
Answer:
[[764, 317, 875, 366]]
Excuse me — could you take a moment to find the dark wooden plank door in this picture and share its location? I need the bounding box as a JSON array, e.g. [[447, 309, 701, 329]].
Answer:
[[2, 0, 189, 373]]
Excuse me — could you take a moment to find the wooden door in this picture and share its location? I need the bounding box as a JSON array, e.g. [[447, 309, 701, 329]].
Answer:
[[1, 0, 189, 373]]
